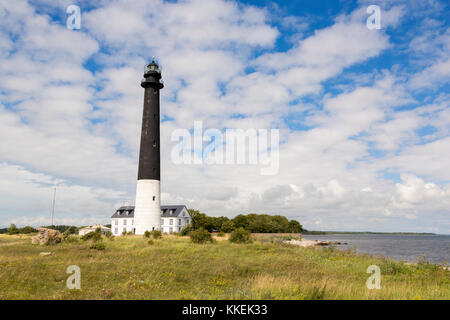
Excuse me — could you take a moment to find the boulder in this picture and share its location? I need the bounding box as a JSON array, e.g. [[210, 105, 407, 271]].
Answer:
[[31, 228, 62, 245], [315, 240, 331, 246]]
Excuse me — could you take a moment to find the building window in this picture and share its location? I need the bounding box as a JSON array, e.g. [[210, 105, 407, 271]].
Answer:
[[132, 219, 134, 225], [115, 228, 118, 234], [169, 227, 173, 233], [170, 209, 174, 215], [115, 220, 118, 226], [178, 219, 181, 225], [153, 196, 156, 201], [153, 140, 157, 147], [124, 219, 127, 226], [123, 228, 126, 233], [161, 219, 164, 225], [170, 219, 173, 225]]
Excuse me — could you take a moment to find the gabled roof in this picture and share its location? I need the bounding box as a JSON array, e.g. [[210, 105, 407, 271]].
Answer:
[[111, 206, 135, 218], [111, 205, 188, 218], [160, 205, 188, 217]]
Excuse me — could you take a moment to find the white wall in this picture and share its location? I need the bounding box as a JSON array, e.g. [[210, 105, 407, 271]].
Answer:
[[111, 218, 135, 235], [134, 180, 161, 234], [111, 208, 191, 235], [161, 209, 190, 233]]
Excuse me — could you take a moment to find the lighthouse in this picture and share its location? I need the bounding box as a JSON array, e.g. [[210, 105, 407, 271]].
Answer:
[[134, 59, 164, 234]]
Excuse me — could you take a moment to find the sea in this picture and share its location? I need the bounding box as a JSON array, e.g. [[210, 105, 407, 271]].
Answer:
[[302, 234, 450, 264]]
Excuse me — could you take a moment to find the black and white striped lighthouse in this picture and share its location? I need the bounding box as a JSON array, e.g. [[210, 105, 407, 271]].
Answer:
[[134, 59, 164, 234]]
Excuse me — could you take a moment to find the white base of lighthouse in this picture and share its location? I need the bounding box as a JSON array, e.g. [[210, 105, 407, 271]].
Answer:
[[134, 179, 161, 234]]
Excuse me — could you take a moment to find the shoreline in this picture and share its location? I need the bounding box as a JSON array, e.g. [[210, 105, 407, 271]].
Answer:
[[286, 236, 450, 267]]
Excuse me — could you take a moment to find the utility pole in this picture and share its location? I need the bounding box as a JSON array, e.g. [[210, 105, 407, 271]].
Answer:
[[51, 187, 56, 226]]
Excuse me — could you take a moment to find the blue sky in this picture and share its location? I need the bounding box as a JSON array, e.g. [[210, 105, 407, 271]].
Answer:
[[0, 0, 449, 233]]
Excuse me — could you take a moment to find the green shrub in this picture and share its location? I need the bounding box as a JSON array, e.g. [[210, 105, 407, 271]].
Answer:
[[180, 224, 193, 236], [217, 231, 225, 237], [147, 239, 154, 245], [144, 230, 151, 238], [189, 228, 213, 244], [7, 224, 20, 235], [150, 230, 162, 239], [64, 235, 80, 244], [19, 226, 36, 234], [229, 228, 252, 244], [105, 231, 113, 238], [90, 242, 105, 250], [127, 231, 133, 235], [81, 231, 102, 242], [122, 230, 127, 236]]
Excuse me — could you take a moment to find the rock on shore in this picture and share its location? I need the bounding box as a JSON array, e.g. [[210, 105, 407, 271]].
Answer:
[[284, 239, 344, 247]]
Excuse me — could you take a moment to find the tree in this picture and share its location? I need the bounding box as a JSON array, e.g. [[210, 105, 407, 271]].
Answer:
[[247, 214, 271, 233], [232, 214, 249, 230], [220, 220, 235, 233], [288, 220, 303, 233], [270, 215, 290, 233], [189, 209, 213, 231], [7, 224, 19, 235], [212, 216, 230, 231], [189, 210, 304, 234], [19, 226, 36, 234]]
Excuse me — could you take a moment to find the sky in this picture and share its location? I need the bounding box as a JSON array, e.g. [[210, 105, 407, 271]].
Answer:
[[0, 0, 449, 233]]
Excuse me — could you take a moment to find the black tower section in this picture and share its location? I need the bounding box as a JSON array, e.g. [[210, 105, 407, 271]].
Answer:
[[138, 60, 164, 180]]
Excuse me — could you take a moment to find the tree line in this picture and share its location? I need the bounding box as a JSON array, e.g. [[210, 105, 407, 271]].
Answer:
[[187, 210, 304, 233], [0, 224, 78, 235]]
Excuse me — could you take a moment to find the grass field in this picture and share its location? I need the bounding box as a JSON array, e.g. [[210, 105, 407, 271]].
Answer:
[[0, 233, 448, 300]]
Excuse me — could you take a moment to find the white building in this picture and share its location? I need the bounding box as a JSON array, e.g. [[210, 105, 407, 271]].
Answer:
[[160, 205, 191, 234], [111, 205, 191, 236], [78, 224, 111, 236]]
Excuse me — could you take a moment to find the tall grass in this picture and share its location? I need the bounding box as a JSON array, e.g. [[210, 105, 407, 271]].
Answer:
[[0, 234, 448, 299]]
